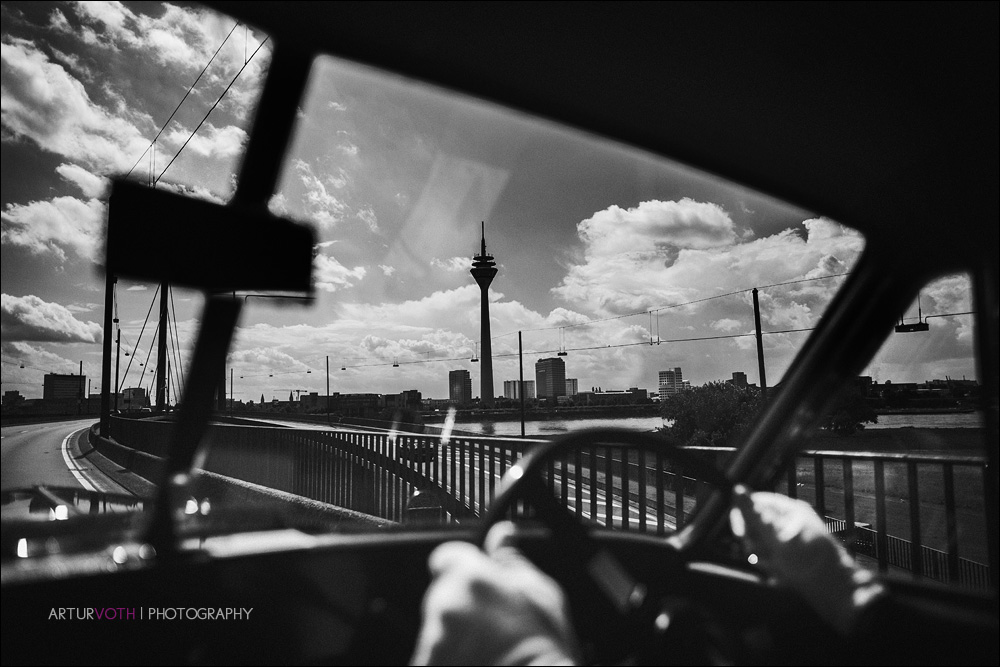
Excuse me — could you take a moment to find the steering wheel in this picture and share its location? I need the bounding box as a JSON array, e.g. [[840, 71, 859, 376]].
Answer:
[[476, 428, 736, 664]]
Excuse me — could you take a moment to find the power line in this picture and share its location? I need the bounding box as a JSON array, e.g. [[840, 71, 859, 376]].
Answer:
[[155, 36, 270, 184], [125, 21, 240, 179], [330, 326, 818, 372], [490, 271, 850, 340]]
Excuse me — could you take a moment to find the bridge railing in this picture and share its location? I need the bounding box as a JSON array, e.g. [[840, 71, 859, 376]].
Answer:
[[109, 417, 992, 589]]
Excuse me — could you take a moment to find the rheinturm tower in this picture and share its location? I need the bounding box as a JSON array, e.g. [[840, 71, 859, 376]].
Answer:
[[471, 222, 498, 407]]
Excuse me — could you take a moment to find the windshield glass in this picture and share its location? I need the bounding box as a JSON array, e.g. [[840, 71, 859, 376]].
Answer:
[[3, 0, 917, 551]]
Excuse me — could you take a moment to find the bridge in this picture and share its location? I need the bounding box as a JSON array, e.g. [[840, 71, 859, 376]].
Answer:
[[95, 416, 993, 590]]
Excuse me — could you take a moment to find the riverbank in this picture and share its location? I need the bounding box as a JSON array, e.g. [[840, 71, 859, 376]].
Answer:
[[803, 427, 983, 453], [424, 404, 662, 424]]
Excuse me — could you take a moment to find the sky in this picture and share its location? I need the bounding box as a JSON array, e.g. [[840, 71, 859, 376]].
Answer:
[[1, 1, 977, 405]]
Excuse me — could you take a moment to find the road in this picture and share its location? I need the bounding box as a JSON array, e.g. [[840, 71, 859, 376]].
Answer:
[[0, 419, 127, 494]]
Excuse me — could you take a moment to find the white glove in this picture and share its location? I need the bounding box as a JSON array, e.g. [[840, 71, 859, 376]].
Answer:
[[411, 521, 580, 666], [729, 485, 885, 635]]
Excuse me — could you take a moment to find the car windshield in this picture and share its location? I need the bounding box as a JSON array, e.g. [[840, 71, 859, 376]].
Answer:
[[0, 2, 987, 596]]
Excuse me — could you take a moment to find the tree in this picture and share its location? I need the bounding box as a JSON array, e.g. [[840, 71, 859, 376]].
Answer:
[[660, 382, 762, 447], [820, 385, 878, 435]]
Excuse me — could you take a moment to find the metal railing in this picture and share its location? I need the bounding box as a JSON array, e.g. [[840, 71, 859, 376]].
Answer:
[[780, 449, 991, 590], [109, 417, 992, 589]]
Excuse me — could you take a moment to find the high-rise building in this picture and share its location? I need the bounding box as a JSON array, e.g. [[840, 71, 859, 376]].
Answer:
[[535, 358, 567, 398], [503, 379, 535, 399], [43, 373, 85, 401], [565, 378, 578, 396], [470, 222, 498, 406], [449, 369, 473, 405], [659, 367, 684, 397], [731, 371, 748, 388]]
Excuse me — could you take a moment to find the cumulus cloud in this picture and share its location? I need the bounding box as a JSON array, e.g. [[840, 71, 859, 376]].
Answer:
[[578, 198, 738, 257], [314, 252, 366, 292], [711, 318, 743, 332], [0, 341, 78, 389], [357, 206, 379, 233], [59, 2, 269, 85], [230, 346, 312, 373], [555, 204, 865, 319], [1, 293, 103, 343], [162, 122, 246, 159], [65, 303, 101, 313], [360, 334, 456, 361], [153, 180, 227, 204], [379, 264, 396, 276], [268, 192, 289, 216], [1, 195, 106, 261], [49, 46, 94, 80], [294, 159, 348, 228], [56, 163, 108, 198], [1, 37, 148, 172], [430, 256, 469, 272]]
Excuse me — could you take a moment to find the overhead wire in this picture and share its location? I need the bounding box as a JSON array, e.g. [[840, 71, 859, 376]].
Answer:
[[125, 21, 240, 179], [488, 271, 850, 341], [170, 287, 186, 387], [155, 36, 270, 184], [120, 284, 159, 390]]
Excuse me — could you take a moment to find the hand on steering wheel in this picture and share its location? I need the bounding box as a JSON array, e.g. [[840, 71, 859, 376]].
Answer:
[[476, 429, 734, 664]]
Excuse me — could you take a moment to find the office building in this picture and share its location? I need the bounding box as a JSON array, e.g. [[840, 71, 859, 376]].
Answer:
[[565, 378, 578, 396], [535, 357, 567, 398], [503, 380, 535, 400], [449, 369, 473, 405], [659, 367, 684, 397], [43, 373, 85, 401]]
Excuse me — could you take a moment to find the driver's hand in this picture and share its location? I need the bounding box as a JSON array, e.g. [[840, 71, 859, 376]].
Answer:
[[729, 486, 885, 635], [411, 522, 580, 666]]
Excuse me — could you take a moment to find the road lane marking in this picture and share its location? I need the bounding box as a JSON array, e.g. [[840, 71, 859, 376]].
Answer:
[[61, 429, 98, 492]]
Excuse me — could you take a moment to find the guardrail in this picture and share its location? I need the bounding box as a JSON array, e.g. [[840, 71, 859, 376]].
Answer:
[[780, 450, 991, 590], [108, 417, 992, 589]]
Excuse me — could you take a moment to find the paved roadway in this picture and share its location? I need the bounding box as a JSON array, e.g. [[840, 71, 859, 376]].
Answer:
[[1, 419, 127, 494]]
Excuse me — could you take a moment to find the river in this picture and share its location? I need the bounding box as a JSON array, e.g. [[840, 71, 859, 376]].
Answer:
[[441, 411, 983, 438]]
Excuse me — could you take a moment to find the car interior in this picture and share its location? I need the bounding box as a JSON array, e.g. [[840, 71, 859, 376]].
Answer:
[[1, 2, 997, 665]]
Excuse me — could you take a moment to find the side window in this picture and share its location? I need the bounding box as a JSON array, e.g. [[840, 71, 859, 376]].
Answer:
[[778, 273, 986, 590]]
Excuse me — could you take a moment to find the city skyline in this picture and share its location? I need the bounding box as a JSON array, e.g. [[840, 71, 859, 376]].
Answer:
[[1, 2, 977, 405]]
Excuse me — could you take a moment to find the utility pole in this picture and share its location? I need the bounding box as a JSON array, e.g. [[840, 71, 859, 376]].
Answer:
[[114, 326, 121, 413], [752, 288, 768, 400], [326, 355, 330, 425], [78, 360, 83, 415], [519, 330, 525, 438]]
